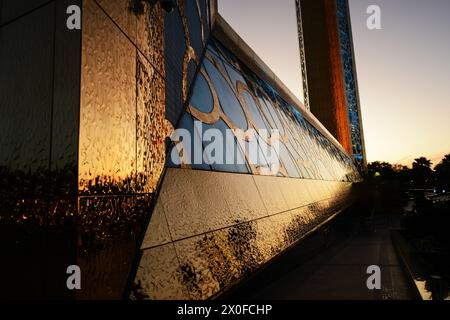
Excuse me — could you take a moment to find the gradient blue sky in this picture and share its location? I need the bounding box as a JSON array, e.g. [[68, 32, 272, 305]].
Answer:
[[219, 0, 450, 167]]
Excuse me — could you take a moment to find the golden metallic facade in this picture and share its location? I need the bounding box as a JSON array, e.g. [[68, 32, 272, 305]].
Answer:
[[134, 169, 354, 299], [1, 0, 360, 299], [132, 12, 361, 299], [76, 0, 174, 298], [79, 0, 170, 195]]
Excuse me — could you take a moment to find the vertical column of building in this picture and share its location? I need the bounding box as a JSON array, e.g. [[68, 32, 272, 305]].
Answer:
[[0, 0, 82, 298], [335, 0, 367, 170], [296, 0, 366, 170], [77, 0, 168, 299], [324, 0, 353, 157], [296, 0, 352, 156], [295, 0, 310, 110]]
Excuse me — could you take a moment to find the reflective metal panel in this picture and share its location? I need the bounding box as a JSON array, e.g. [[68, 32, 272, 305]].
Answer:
[[164, 1, 187, 125], [252, 175, 289, 214], [51, 0, 82, 197], [140, 199, 172, 249], [184, 0, 203, 58], [215, 172, 268, 223], [77, 194, 149, 298], [159, 169, 235, 241], [136, 0, 165, 76], [0, 3, 54, 199], [1, 0, 50, 24], [79, 0, 136, 195], [136, 168, 356, 299], [133, 243, 190, 300], [96, 0, 137, 43], [136, 52, 170, 193]]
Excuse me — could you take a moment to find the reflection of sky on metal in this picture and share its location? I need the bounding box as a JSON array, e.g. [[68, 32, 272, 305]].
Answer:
[[219, 0, 450, 167]]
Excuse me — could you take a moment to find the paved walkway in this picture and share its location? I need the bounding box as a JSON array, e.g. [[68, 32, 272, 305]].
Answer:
[[248, 215, 417, 300]]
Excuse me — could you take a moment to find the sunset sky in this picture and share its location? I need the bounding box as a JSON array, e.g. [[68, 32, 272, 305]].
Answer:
[[219, 0, 450, 167]]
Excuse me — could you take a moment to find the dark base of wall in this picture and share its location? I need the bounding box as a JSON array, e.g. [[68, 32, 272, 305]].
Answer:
[[218, 206, 358, 300], [0, 221, 142, 299], [0, 221, 77, 299]]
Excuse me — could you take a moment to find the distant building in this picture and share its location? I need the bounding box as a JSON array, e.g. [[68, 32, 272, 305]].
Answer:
[[296, 0, 367, 171]]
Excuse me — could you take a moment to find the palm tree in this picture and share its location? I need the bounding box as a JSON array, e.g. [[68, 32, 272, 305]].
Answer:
[[411, 157, 433, 186], [413, 157, 432, 169], [435, 154, 450, 188]]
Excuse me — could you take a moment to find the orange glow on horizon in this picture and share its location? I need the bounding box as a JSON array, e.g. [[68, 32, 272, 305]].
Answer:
[[219, 0, 450, 168]]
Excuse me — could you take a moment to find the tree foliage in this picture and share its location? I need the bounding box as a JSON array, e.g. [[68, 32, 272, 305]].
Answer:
[[435, 154, 450, 187], [367, 154, 449, 188]]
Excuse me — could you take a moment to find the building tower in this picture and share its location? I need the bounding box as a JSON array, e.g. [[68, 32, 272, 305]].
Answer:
[[296, 0, 366, 171]]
